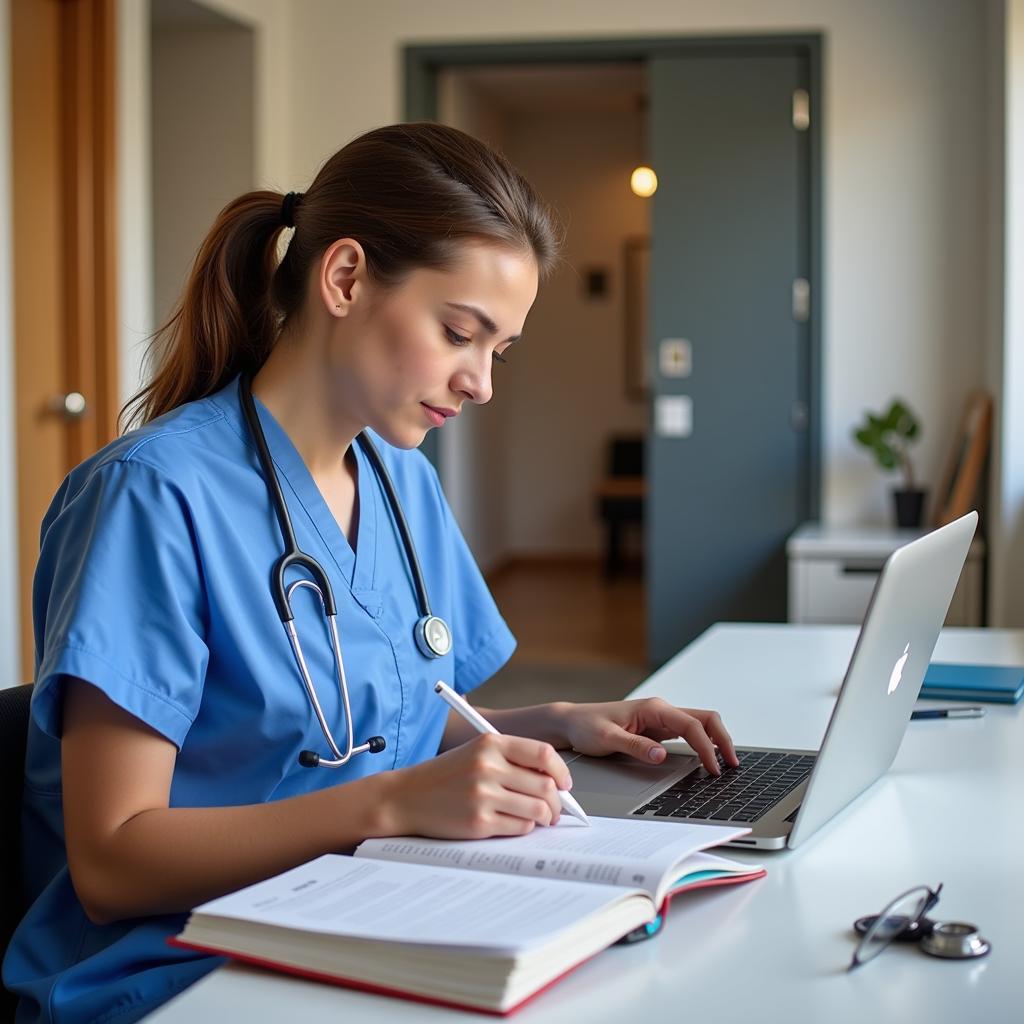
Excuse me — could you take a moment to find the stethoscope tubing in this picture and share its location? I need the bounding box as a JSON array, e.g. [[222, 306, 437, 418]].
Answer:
[[355, 432, 431, 617], [238, 374, 449, 768]]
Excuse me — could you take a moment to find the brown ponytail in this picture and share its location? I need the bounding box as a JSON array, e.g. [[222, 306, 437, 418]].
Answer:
[[122, 123, 562, 429]]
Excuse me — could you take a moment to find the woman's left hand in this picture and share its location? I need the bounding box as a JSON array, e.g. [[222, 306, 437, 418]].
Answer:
[[557, 698, 739, 776]]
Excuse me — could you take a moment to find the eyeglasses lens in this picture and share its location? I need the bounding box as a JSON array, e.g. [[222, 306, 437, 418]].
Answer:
[[854, 887, 933, 966]]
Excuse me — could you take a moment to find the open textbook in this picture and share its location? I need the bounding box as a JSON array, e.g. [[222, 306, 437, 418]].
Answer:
[[172, 817, 765, 1015]]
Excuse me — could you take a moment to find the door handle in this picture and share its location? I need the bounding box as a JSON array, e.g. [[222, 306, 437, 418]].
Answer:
[[47, 392, 88, 420]]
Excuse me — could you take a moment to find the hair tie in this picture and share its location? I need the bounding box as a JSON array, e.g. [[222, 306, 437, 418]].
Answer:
[[280, 191, 302, 228]]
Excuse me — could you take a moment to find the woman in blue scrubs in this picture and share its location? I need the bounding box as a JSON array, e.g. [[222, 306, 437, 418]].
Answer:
[[3, 123, 737, 1023]]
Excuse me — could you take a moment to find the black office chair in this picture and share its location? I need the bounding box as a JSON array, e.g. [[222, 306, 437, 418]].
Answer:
[[0, 683, 32, 1022]]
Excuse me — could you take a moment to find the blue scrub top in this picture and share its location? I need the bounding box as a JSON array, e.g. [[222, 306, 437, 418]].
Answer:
[[2, 376, 516, 1024]]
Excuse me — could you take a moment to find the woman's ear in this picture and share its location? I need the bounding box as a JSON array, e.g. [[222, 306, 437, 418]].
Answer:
[[319, 239, 366, 317]]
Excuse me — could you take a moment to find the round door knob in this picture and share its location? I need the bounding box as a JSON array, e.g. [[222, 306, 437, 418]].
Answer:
[[48, 392, 88, 419]]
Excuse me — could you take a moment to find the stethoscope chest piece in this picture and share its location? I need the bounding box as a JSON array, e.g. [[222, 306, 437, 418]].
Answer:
[[416, 615, 453, 658], [919, 922, 991, 959]]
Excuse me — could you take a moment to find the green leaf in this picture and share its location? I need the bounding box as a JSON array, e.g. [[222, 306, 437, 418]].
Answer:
[[854, 399, 920, 473]]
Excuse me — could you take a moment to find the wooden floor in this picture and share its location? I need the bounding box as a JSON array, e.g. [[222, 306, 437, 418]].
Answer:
[[485, 559, 646, 668]]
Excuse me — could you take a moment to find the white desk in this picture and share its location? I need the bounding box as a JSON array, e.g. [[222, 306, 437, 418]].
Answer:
[[146, 624, 1024, 1024]]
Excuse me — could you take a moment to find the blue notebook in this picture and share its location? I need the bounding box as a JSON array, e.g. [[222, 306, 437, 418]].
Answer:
[[920, 663, 1024, 704]]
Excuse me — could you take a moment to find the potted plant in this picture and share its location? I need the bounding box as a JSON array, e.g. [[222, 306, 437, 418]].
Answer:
[[852, 399, 926, 528]]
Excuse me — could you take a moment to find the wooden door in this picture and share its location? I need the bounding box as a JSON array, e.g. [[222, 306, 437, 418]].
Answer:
[[10, 0, 119, 681]]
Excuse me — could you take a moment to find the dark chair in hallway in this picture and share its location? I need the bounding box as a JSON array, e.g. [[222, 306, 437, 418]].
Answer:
[[594, 435, 645, 579]]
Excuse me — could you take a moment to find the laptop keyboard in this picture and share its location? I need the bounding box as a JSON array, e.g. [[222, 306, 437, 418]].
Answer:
[[632, 750, 816, 823]]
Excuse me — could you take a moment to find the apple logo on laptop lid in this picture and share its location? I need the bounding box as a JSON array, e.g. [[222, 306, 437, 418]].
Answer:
[[888, 643, 911, 695]]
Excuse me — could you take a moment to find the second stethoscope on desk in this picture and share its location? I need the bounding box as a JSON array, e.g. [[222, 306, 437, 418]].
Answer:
[[239, 375, 453, 770]]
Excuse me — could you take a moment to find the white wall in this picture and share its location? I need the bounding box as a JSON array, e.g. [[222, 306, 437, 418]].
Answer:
[[119, 0, 154, 406], [118, 0, 291, 406], [193, 0, 291, 190], [0, 0, 20, 685], [1000, 0, 1024, 625], [152, 22, 255, 327]]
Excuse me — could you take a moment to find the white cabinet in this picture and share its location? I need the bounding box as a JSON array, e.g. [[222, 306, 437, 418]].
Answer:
[[787, 524, 985, 626]]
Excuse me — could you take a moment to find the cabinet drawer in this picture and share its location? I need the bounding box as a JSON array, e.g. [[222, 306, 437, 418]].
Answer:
[[789, 558, 981, 626], [790, 560, 882, 624]]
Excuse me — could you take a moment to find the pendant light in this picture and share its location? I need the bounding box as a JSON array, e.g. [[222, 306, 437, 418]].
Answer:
[[630, 94, 657, 198]]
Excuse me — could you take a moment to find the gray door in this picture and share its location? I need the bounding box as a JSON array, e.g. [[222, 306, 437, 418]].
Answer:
[[648, 54, 813, 665]]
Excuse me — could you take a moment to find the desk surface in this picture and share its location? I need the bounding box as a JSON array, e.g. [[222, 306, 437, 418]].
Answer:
[[146, 625, 1024, 1024]]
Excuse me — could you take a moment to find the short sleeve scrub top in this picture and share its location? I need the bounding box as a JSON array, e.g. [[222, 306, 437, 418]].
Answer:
[[2, 376, 515, 1024]]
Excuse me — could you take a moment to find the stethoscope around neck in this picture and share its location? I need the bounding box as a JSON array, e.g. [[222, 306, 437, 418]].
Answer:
[[238, 374, 453, 769]]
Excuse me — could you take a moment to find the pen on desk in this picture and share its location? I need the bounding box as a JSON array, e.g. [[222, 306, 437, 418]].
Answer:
[[433, 680, 591, 826], [910, 706, 985, 720]]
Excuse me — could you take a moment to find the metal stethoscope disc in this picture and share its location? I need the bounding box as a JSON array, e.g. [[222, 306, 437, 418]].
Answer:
[[919, 922, 991, 959], [416, 615, 453, 658], [853, 915, 991, 958]]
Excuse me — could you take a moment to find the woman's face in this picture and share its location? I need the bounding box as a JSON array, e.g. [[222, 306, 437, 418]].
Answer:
[[334, 240, 540, 449]]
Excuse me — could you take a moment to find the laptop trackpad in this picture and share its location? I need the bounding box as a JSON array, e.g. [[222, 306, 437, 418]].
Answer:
[[560, 751, 700, 805]]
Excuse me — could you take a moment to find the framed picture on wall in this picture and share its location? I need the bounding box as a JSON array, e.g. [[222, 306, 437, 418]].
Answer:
[[933, 390, 993, 527], [623, 237, 650, 401]]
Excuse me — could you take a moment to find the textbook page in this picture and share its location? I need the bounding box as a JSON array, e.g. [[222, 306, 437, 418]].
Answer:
[[189, 853, 646, 953], [355, 816, 748, 904]]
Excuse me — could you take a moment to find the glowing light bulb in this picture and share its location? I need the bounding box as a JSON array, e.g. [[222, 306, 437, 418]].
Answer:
[[630, 166, 658, 198]]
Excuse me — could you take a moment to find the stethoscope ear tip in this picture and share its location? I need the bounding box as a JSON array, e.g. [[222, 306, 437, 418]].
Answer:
[[368, 736, 387, 754], [298, 750, 321, 768]]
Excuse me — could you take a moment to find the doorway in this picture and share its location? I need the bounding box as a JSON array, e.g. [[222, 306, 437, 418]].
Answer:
[[408, 37, 822, 675], [435, 63, 652, 705]]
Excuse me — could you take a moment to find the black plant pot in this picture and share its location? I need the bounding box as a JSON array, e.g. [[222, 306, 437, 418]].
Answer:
[[893, 488, 927, 529]]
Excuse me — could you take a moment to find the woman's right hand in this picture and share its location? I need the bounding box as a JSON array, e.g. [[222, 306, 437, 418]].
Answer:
[[378, 733, 573, 839]]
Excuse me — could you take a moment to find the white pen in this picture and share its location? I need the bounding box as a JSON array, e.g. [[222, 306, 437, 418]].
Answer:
[[434, 680, 591, 826]]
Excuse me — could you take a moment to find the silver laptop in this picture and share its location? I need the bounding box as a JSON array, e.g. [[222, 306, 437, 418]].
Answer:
[[562, 511, 978, 850]]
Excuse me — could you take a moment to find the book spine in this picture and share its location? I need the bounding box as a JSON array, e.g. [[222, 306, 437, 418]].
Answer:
[[919, 687, 1018, 704]]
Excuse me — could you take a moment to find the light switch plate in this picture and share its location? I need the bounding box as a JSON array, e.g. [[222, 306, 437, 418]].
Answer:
[[654, 395, 693, 437], [659, 338, 692, 378]]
